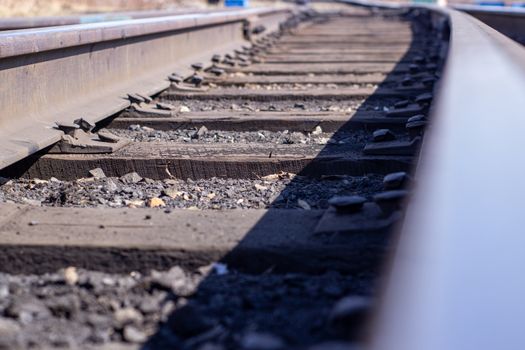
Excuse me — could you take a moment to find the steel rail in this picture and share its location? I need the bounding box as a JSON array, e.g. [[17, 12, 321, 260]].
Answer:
[[0, 7, 293, 170], [453, 4, 525, 43], [0, 8, 238, 31], [337, 1, 525, 349]]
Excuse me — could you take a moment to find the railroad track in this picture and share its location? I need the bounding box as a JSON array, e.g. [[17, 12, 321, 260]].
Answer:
[[0, 1, 523, 349]]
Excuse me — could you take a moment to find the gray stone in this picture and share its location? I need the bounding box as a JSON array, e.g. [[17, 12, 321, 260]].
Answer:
[[0, 317, 20, 338], [87, 313, 112, 329], [151, 266, 197, 297], [89, 168, 106, 179], [103, 178, 119, 193], [138, 298, 159, 315], [120, 172, 143, 184], [0, 284, 9, 298], [123, 325, 147, 343], [45, 295, 80, 319], [114, 307, 143, 328], [5, 297, 51, 324]]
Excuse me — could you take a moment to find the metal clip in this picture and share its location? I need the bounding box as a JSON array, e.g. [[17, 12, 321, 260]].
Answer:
[[50, 119, 130, 154]]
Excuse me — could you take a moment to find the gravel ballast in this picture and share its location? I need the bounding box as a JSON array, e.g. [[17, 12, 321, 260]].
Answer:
[[0, 265, 374, 349], [0, 174, 383, 210]]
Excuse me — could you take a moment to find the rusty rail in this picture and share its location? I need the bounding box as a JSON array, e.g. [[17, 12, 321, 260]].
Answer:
[[337, 0, 525, 349], [0, 7, 293, 170]]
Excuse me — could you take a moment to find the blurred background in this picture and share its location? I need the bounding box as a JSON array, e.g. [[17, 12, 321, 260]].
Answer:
[[1, 0, 523, 18], [0, 0, 282, 17]]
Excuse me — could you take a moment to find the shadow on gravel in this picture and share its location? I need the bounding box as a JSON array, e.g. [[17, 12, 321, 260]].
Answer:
[[143, 8, 440, 350]]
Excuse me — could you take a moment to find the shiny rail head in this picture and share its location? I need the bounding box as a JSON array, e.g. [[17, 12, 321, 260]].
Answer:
[[0, 7, 293, 59], [0, 7, 271, 31]]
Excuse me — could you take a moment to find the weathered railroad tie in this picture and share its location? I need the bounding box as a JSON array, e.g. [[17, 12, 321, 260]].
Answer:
[[0, 7, 443, 350]]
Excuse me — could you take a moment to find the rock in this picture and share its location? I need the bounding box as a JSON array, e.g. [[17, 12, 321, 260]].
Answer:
[[32, 179, 48, 185], [160, 300, 177, 322], [197, 126, 208, 138], [254, 184, 268, 191], [114, 307, 143, 328], [89, 168, 106, 179], [241, 332, 285, 350], [120, 172, 143, 184], [63, 266, 79, 286], [311, 126, 323, 136], [297, 199, 311, 210], [261, 172, 295, 181], [167, 304, 214, 338], [88, 327, 111, 344], [125, 199, 145, 208], [138, 298, 160, 315], [211, 263, 228, 276], [163, 187, 182, 199], [103, 179, 119, 192], [0, 317, 21, 349], [144, 178, 156, 185], [123, 325, 147, 343], [316, 137, 329, 145], [151, 266, 195, 296], [8, 283, 22, 296], [0, 284, 9, 298], [179, 105, 191, 113], [22, 198, 41, 206], [46, 295, 80, 319], [147, 197, 166, 208], [290, 132, 307, 144], [87, 313, 112, 329], [5, 297, 51, 324]]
